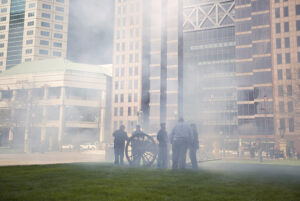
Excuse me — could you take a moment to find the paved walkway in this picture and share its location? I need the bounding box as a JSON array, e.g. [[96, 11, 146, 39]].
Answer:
[[0, 151, 106, 166]]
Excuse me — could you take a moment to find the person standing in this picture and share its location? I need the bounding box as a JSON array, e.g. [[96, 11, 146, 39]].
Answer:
[[189, 124, 199, 169], [157, 123, 169, 168], [170, 118, 193, 169], [113, 125, 128, 165]]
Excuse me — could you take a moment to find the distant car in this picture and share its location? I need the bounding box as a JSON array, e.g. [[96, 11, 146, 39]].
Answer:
[[62, 144, 74, 151], [80, 143, 96, 151]]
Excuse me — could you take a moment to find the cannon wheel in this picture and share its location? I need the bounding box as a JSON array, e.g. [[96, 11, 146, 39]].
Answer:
[[125, 133, 158, 167]]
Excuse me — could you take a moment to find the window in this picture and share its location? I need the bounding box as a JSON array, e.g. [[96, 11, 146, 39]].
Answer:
[[289, 118, 294, 132], [0, 52, 3, 57], [39, 49, 48, 55], [135, 67, 138, 76], [41, 22, 50, 27], [25, 58, 31, 62], [115, 68, 119, 76], [276, 38, 281, 49], [0, 25, 6, 30], [276, 23, 281, 33], [134, 80, 138, 89], [120, 107, 123, 116], [40, 40, 49, 46], [114, 108, 118, 116], [27, 21, 34, 26], [278, 69, 283, 80], [0, 16, 6, 22], [134, 93, 138, 102], [41, 31, 50, 36], [121, 68, 124, 76], [53, 51, 61, 56], [27, 30, 34, 35], [285, 53, 291, 64], [280, 118, 285, 130], [115, 81, 119, 90], [42, 4, 51, 9], [120, 81, 124, 89], [26, 40, 33, 45], [286, 69, 291, 80], [279, 101, 284, 113], [114, 95, 118, 103], [298, 52, 300, 63], [284, 22, 289, 32], [288, 101, 293, 112], [277, 54, 282, 64], [128, 107, 132, 116], [29, 3, 35, 8], [28, 12, 34, 17], [297, 20, 300, 31], [297, 36, 300, 47], [0, 34, 4, 39], [284, 7, 288, 17], [1, 8, 7, 13], [120, 94, 124, 102], [285, 37, 290, 48], [128, 94, 132, 102], [1, 0, 7, 4], [296, 5, 300, 15], [42, 13, 50, 18], [135, 54, 139, 62], [55, 15, 64, 21], [278, 85, 284, 96], [25, 49, 32, 54], [53, 42, 62, 48], [287, 85, 292, 96], [54, 33, 62, 38], [0, 43, 4, 48], [56, 6, 64, 12], [275, 8, 280, 18], [56, 0, 64, 3], [54, 24, 63, 30]]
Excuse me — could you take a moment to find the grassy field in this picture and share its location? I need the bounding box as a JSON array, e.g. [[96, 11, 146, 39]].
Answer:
[[0, 163, 299, 201]]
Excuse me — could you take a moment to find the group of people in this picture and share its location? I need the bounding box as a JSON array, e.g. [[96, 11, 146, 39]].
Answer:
[[112, 118, 199, 169]]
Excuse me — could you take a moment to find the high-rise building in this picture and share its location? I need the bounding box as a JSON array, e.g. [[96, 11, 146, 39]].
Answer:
[[183, 0, 236, 138], [112, 0, 300, 154], [112, 0, 182, 134], [270, 0, 300, 152], [0, 0, 69, 72]]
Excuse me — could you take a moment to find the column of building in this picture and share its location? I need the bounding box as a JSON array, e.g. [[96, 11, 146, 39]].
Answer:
[[58, 87, 65, 150]]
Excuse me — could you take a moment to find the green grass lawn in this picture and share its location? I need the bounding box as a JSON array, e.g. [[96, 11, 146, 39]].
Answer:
[[0, 163, 299, 201]]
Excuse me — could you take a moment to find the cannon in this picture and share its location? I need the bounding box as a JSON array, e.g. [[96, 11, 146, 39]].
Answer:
[[125, 132, 158, 167]]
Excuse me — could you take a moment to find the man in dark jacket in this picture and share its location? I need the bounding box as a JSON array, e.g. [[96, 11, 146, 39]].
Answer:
[[189, 124, 199, 169], [157, 123, 169, 168], [131, 125, 145, 166], [113, 125, 128, 165], [170, 118, 193, 169]]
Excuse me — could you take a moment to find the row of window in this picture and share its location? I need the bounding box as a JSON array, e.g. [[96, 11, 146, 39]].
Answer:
[[114, 93, 138, 103], [279, 118, 294, 132], [116, 15, 140, 27], [115, 54, 139, 64], [115, 67, 139, 77], [117, 3, 140, 16], [276, 20, 300, 33], [116, 41, 139, 52], [115, 80, 139, 90], [276, 53, 290, 64], [0, 31, 63, 40], [279, 101, 294, 113], [277, 69, 292, 80], [116, 28, 140, 40], [278, 85, 293, 96], [114, 106, 138, 117], [276, 37, 290, 49], [25, 49, 61, 56]]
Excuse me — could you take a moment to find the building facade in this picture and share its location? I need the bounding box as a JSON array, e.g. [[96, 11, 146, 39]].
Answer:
[[0, 0, 69, 72], [0, 59, 112, 152], [183, 0, 236, 139]]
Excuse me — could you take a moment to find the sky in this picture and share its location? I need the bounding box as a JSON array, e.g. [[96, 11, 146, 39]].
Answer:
[[67, 0, 114, 65]]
